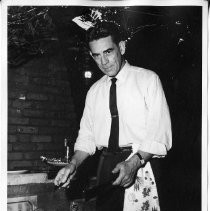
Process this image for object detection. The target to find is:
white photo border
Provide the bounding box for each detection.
[1,1,208,211]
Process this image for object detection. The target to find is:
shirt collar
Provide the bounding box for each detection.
[106,61,130,85]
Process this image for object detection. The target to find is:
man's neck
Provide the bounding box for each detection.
[120,59,126,70]
[111,59,125,78]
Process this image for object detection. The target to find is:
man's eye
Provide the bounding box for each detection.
[105,50,111,55]
[93,54,100,59]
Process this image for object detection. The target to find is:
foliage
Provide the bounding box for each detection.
[73,7,133,40]
[8,6,56,66]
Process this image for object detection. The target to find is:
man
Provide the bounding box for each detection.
[54,21,172,211]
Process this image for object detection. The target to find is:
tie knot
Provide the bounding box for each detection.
[111,78,117,84]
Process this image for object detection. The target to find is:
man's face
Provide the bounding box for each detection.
[89,36,125,77]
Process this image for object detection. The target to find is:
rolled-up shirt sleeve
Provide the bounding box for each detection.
[140,74,172,156]
[74,90,96,155]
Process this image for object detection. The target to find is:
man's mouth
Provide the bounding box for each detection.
[103,66,112,71]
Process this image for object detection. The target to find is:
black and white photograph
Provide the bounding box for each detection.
[0,0,208,211]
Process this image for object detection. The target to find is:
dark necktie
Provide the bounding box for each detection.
[108,78,119,152]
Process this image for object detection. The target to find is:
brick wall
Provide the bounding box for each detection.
[8,47,77,171]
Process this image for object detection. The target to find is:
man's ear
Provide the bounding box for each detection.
[119,41,126,55]
[89,51,93,58]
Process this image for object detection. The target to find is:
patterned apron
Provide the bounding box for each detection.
[123,144,160,211]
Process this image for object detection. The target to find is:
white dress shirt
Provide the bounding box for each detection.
[74,62,172,156]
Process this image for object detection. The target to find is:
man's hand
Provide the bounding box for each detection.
[112,157,140,188]
[54,163,76,188]
[112,150,153,188]
[54,150,90,188]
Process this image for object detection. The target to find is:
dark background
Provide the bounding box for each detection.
[8,6,202,211]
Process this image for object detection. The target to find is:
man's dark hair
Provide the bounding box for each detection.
[86,21,123,45]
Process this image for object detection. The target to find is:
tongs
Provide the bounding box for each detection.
[54,173,119,201]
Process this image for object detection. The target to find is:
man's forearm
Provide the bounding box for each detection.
[69,150,90,168]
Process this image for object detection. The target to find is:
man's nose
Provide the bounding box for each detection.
[101,55,108,65]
